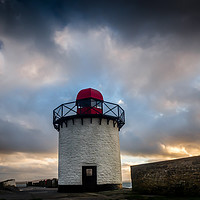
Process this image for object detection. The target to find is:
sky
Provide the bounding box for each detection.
[1,0,200,182]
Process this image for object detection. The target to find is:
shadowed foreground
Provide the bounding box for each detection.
[1,187,200,200]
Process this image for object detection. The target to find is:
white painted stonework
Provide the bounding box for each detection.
[59,118,122,185]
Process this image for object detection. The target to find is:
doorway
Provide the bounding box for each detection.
[82,166,97,191]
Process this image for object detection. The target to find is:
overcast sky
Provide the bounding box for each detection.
[1,0,200,182]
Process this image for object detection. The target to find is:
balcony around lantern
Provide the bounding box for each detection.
[53,99,125,131]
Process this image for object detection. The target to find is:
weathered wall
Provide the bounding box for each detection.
[59,118,121,186]
[131,156,200,195]
[0,179,16,187]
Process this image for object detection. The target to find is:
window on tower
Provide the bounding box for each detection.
[86,169,93,176]
[77,99,91,108]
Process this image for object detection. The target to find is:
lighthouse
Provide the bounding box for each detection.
[53,88,125,192]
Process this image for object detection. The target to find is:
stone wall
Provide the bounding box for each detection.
[131,156,200,195]
[0,179,18,192]
[0,179,16,187]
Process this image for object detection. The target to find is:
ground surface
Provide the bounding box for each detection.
[0,187,200,200]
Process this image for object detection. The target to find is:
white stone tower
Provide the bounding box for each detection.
[53,88,125,192]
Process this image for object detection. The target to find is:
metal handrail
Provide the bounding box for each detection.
[53,100,125,130]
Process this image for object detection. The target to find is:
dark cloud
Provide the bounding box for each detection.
[0,40,3,49]
[0,0,59,54]
[1,0,200,48]
[0,118,56,154]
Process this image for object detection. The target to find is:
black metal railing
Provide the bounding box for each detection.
[53,100,125,131]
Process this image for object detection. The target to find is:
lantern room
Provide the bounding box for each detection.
[76,88,103,114]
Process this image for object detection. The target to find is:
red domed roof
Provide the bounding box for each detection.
[76,88,103,101]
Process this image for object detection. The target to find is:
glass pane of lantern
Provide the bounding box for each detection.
[96,101,102,109]
[86,169,93,176]
[91,99,97,107]
[79,99,91,107]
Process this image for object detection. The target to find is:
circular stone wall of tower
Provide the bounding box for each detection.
[58,118,122,191]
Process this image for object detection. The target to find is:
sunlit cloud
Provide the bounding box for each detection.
[0,153,57,181]
[118,99,124,105]
[160,144,191,157]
